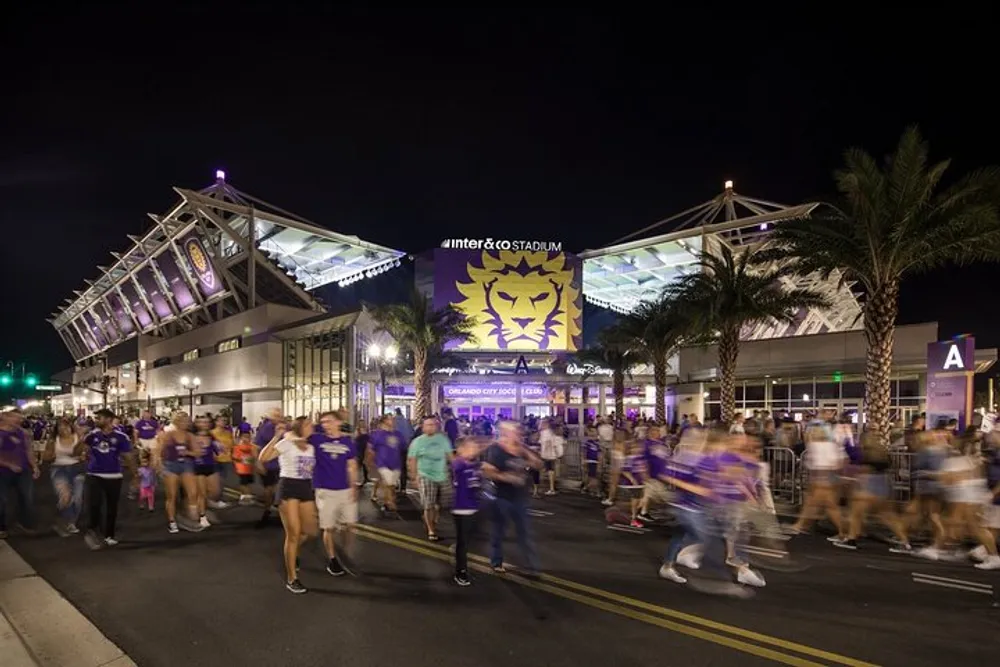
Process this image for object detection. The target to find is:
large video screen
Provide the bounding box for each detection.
[433,248,583,352]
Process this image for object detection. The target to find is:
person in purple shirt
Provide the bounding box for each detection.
[0,409,40,538]
[451,437,482,586]
[82,408,132,550]
[310,410,359,577]
[637,425,671,522]
[443,409,459,448]
[238,417,253,435]
[579,427,602,496]
[134,410,159,450]
[369,416,404,513]
[254,408,281,527]
[192,415,225,529]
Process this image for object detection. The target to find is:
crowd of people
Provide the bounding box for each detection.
[1,404,998,599]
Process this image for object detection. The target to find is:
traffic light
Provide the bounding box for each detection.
[0,373,10,387]
[24,374,37,389]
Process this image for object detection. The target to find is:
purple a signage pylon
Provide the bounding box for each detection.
[926,336,975,430]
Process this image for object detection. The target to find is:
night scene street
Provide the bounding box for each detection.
[2,7,1000,667]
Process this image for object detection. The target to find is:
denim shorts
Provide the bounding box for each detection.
[162,459,194,476]
[861,472,890,498]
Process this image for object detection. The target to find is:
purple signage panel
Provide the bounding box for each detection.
[179,233,223,297]
[81,311,108,348]
[442,383,547,400]
[377,385,416,397]
[70,319,97,353]
[105,293,134,336]
[92,301,121,345]
[154,250,195,311]
[120,281,153,329]
[135,267,173,319]
[927,337,976,373]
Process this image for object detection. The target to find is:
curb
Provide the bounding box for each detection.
[0,541,137,667]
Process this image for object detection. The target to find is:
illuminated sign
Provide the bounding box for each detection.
[35,385,62,391]
[926,337,975,429]
[442,384,547,400]
[566,362,614,377]
[434,249,583,352]
[441,239,563,252]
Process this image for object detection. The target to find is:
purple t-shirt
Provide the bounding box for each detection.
[643,438,670,480]
[618,453,646,487]
[255,420,278,471]
[193,437,220,466]
[582,439,601,463]
[135,419,158,440]
[715,451,751,503]
[451,457,481,512]
[238,421,252,434]
[85,428,132,476]
[139,466,156,489]
[371,429,403,471]
[665,449,705,510]
[0,429,31,474]
[309,432,356,491]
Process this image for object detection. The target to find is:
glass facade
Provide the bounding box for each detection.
[282,329,349,419]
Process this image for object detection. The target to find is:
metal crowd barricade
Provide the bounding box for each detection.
[888,450,915,504]
[562,436,583,482]
[763,447,799,506]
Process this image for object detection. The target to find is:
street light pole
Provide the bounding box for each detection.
[367,343,397,418]
[180,376,201,415]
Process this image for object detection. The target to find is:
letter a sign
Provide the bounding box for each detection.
[943,344,965,370]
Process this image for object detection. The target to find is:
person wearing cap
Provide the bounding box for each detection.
[82,408,132,549]
[0,409,40,538]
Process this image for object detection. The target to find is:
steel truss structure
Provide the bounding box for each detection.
[50,173,405,362]
[579,182,863,339]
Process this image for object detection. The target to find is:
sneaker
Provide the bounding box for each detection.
[199,516,211,529]
[974,555,1000,570]
[630,519,643,528]
[65,524,80,535]
[658,565,687,583]
[601,498,613,507]
[637,513,654,523]
[737,566,766,588]
[832,538,858,550]
[53,523,71,538]
[915,546,940,561]
[969,545,989,562]
[208,500,230,510]
[888,542,912,554]
[676,550,702,571]
[104,537,119,547]
[492,564,506,574]
[428,533,439,542]
[326,558,346,577]
[168,522,179,534]
[454,573,472,587]
[544,489,556,496]
[285,579,307,594]
[726,556,748,567]
[84,530,103,550]
[178,516,205,533]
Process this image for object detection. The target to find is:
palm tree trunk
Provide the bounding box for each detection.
[862,281,899,448]
[718,326,740,423]
[613,369,625,419]
[413,348,431,418]
[653,350,666,424]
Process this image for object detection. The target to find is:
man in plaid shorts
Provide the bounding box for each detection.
[408,416,454,541]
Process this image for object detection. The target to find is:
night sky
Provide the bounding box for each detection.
[3,8,998,380]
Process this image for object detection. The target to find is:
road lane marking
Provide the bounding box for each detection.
[527,509,555,517]
[606,524,650,534]
[911,577,994,594]
[910,572,992,590]
[911,572,993,594]
[356,523,878,667]
[357,529,828,667]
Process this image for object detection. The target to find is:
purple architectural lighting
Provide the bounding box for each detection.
[216,169,226,180]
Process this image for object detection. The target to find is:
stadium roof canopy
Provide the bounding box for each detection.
[50,172,405,362]
[579,182,863,340]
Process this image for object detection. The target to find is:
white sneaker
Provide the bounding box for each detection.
[677,546,703,570]
[737,566,766,588]
[168,522,179,534]
[209,500,230,510]
[601,498,613,506]
[199,516,211,528]
[974,555,1000,570]
[915,546,940,561]
[658,565,687,583]
[969,545,989,562]
[104,537,119,547]
[238,494,253,505]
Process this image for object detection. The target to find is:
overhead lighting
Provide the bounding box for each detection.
[724,180,734,190]
[215,169,226,181]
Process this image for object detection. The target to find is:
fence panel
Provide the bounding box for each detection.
[763,447,799,506]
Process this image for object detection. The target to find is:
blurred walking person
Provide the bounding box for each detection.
[482,421,541,575]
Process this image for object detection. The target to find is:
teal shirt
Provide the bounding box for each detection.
[408,433,452,482]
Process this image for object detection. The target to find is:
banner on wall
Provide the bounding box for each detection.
[105,293,134,336]
[120,281,154,329]
[179,233,224,298]
[154,250,196,311]
[926,336,975,429]
[92,301,121,345]
[135,267,173,319]
[80,311,108,348]
[434,248,583,352]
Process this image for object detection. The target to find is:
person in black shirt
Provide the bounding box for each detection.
[482,421,542,575]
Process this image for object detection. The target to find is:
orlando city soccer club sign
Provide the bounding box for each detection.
[434,245,583,353]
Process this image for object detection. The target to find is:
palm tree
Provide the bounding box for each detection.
[618,296,685,423]
[368,289,477,419]
[668,245,828,423]
[763,126,1000,446]
[576,325,645,419]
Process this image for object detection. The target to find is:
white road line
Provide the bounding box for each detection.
[744,545,788,559]
[911,577,994,595]
[911,572,993,590]
[607,524,650,534]
[527,509,555,517]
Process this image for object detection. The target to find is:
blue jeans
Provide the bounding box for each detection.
[665,507,728,576]
[490,495,539,572]
[50,464,84,523]
[0,470,36,531]
[665,507,707,563]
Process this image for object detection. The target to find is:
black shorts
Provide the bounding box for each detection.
[260,470,279,487]
[238,474,254,486]
[586,461,598,478]
[195,465,216,477]
[543,460,556,472]
[278,477,314,502]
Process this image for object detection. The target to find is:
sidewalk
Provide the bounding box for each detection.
[0,540,136,667]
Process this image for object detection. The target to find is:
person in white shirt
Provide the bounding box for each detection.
[939,443,1000,569]
[538,420,565,496]
[788,423,846,538]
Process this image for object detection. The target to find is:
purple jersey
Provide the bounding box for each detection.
[582,439,601,463]
[451,457,481,513]
[309,432,356,491]
[618,453,646,488]
[643,438,670,481]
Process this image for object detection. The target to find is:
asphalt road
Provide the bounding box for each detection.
[5,477,999,667]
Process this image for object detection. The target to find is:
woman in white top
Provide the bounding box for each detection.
[258,416,318,594]
[940,442,1000,569]
[788,423,846,538]
[538,420,565,496]
[44,417,85,537]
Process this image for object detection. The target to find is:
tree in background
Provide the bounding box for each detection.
[575,325,645,419]
[618,295,686,423]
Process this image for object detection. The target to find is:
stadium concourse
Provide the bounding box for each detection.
[2,473,996,667]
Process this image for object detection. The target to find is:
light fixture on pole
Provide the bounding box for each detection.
[180,376,201,415]
[368,343,398,416]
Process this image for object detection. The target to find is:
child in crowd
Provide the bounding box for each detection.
[138,450,156,511]
[232,432,258,504]
[451,437,481,587]
[581,428,602,496]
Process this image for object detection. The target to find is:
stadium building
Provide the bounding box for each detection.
[50,176,995,430]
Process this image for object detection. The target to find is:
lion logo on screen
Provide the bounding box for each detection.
[454,250,582,351]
